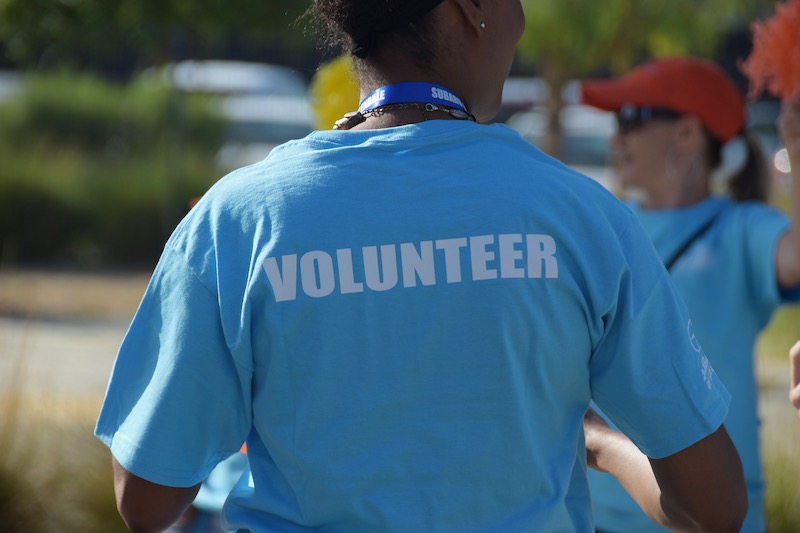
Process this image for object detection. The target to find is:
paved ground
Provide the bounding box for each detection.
[1,316,130,397]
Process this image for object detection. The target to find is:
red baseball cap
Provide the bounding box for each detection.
[580,56,745,143]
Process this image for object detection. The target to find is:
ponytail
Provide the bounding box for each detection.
[710,132,770,203]
[729,133,770,202]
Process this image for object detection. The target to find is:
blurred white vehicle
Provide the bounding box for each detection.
[143,60,315,169]
[0,70,22,103]
[214,93,314,170]
[153,59,309,97]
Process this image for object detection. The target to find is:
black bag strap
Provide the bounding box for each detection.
[664,212,721,272]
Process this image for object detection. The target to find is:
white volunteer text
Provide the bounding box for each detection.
[263,233,558,302]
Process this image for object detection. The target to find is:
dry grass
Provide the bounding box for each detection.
[758,305,800,364]
[0,339,126,532]
[0,268,142,531]
[762,391,800,532]
[0,391,127,532]
[0,269,150,320]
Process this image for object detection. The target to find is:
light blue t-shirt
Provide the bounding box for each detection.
[96,121,730,532]
[589,195,796,533]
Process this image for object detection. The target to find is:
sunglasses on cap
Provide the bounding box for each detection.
[616,104,682,134]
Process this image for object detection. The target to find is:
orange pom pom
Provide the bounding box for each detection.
[740,0,800,100]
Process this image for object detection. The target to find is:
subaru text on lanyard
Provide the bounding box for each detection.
[358,82,470,115]
[334,82,476,129]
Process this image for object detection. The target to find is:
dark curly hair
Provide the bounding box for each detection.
[304,0,442,80]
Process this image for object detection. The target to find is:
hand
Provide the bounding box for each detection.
[790,341,800,416]
[778,93,800,158]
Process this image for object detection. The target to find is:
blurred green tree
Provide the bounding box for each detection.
[0,0,312,73]
[518,0,775,156]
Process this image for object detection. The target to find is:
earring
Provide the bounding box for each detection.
[480,22,486,29]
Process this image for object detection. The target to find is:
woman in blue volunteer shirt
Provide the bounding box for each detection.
[96,2,746,532]
[582,56,800,533]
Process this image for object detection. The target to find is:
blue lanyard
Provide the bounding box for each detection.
[358,82,469,114]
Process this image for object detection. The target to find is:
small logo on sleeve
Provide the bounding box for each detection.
[688,319,714,389]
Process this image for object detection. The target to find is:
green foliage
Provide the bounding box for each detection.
[0,71,225,154]
[0,0,312,69]
[516,0,775,158]
[0,71,225,267]
[0,181,87,264]
[519,0,775,81]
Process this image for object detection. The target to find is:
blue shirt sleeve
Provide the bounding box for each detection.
[590,215,731,459]
[738,202,800,305]
[94,245,253,487]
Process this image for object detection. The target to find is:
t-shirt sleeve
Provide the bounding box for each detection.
[94,245,252,487]
[738,204,800,306]
[589,216,730,459]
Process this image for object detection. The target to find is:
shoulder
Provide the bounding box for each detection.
[719,199,789,235]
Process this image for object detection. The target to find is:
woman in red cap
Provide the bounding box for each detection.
[582,56,800,533]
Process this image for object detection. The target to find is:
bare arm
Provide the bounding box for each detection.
[112,456,202,533]
[790,340,800,416]
[584,409,746,532]
[776,93,800,287]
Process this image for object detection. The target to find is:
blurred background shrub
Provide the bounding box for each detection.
[0,71,226,268]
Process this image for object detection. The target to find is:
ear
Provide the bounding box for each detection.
[447,0,485,34]
[675,115,705,149]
